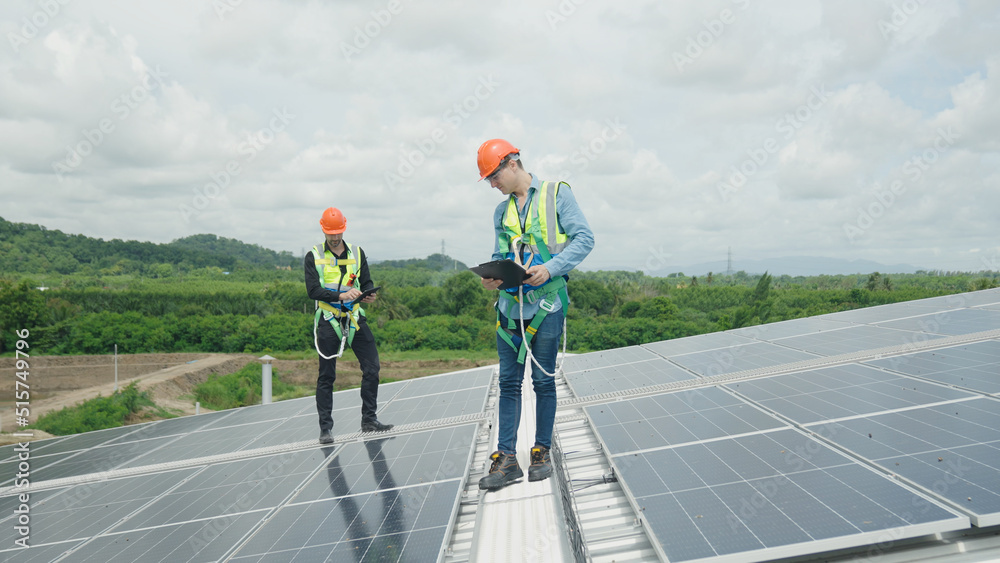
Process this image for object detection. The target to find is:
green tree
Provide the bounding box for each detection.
[442,271,490,317]
[0,279,47,353]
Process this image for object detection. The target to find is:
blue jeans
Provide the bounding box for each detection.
[496,308,564,455]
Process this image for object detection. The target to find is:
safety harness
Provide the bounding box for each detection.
[495,181,571,372]
[311,242,365,360]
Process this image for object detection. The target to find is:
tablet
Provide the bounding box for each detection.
[469,259,526,290]
[356,286,381,301]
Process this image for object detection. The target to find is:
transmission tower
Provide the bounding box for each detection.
[727,247,733,277]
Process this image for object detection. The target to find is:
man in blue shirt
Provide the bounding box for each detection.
[475,139,595,491]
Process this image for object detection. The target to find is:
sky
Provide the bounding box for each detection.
[1,0,998,275]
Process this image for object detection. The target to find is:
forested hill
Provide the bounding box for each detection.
[0,217,298,275]
[375,253,468,271]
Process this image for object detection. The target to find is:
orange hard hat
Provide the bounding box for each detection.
[319,207,347,234]
[477,138,519,180]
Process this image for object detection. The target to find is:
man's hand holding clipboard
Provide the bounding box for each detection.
[471,260,551,290]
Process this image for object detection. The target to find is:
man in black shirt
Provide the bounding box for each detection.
[304,207,393,444]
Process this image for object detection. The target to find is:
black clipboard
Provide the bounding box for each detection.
[470,260,526,290]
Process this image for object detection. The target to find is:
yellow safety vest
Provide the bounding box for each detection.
[499,181,569,291]
[311,242,363,324]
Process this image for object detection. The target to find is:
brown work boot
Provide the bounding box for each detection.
[478,451,523,491]
[528,445,552,482]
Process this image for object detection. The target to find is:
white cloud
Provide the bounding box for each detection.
[0,0,997,273]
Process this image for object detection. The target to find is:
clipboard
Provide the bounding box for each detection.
[470,260,526,290]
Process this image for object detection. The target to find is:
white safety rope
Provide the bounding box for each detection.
[510,240,567,377]
[314,306,351,360]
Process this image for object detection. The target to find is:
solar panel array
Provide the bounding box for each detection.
[2,286,998,562]
[562,287,1000,561]
[0,368,492,562]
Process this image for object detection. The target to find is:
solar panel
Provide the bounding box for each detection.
[293,425,476,503]
[63,511,266,562]
[865,340,1000,395]
[725,364,976,425]
[0,540,82,562]
[642,332,756,357]
[228,481,461,562]
[610,428,968,562]
[118,420,285,469]
[0,468,199,546]
[585,387,786,455]
[821,301,949,324]
[772,324,945,356]
[667,341,816,376]
[378,386,488,425]
[729,316,853,340]
[874,308,1000,336]
[812,398,1000,526]
[565,358,697,397]
[116,449,332,530]
[560,346,661,374]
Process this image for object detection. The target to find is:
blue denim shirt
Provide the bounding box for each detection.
[491,174,595,319]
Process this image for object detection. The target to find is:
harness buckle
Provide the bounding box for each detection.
[523,289,540,304]
[539,298,557,313]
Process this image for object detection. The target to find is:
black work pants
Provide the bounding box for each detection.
[316,315,381,432]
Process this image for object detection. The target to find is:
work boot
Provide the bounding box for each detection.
[319,430,334,445]
[529,445,552,482]
[361,419,394,433]
[479,451,523,491]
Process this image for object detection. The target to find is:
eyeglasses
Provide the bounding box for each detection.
[486,158,509,183]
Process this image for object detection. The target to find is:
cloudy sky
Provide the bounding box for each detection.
[1,0,998,274]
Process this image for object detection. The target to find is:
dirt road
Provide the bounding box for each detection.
[0,353,252,438]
